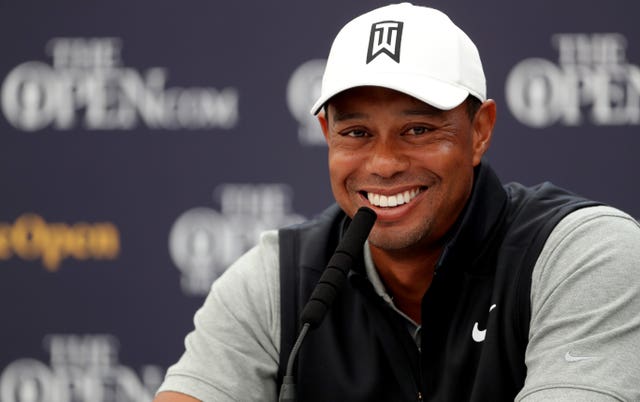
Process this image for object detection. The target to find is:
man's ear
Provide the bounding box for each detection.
[472,99,496,166]
[317,109,330,142]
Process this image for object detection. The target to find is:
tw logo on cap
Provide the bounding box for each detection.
[367,21,403,64]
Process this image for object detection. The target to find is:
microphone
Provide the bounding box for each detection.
[278,206,377,402]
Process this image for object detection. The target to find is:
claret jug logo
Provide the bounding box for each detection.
[506,33,640,127]
[0,334,163,402]
[367,21,403,63]
[287,59,326,145]
[169,183,305,295]
[1,37,239,131]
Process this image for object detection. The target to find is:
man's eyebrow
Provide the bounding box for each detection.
[331,106,442,122]
[402,106,442,116]
[332,111,368,122]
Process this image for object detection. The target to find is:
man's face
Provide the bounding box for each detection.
[319,86,493,253]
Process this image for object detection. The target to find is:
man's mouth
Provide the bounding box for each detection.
[364,187,424,208]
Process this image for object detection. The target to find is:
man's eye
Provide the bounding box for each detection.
[342,129,368,138]
[406,126,430,136]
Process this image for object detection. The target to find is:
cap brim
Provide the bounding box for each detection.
[311,72,470,115]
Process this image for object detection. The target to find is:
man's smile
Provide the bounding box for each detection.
[363,187,425,208]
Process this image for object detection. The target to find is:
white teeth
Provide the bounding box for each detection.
[367,188,422,208]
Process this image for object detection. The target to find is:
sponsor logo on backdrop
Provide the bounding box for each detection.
[169,183,305,295]
[506,33,640,128]
[0,334,163,402]
[1,37,239,131]
[0,214,120,271]
[286,59,327,145]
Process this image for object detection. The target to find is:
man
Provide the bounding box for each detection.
[155,3,640,401]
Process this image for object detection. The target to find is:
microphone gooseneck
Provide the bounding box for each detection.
[278,206,377,402]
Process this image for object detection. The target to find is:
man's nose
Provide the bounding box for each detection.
[365,138,410,178]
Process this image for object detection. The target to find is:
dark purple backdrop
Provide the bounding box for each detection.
[1,1,638,400]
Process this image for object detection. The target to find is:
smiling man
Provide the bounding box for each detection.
[155,3,640,402]
[318,86,493,324]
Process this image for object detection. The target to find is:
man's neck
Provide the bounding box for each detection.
[369,244,442,324]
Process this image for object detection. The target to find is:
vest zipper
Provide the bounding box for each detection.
[415,361,424,401]
[416,344,424,401]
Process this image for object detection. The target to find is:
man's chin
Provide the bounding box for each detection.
[367,227,430,252]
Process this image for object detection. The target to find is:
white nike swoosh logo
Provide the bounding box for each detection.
[564,351,595,362]
[472,304,497,343]
[472,323,486,342]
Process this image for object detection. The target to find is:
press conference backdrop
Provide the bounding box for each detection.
[1,0,639,400]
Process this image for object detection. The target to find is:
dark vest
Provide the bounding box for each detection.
[278,163,597,401]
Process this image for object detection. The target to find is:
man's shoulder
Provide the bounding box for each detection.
[502,181,600,224]
[533,204,639,272]
[552,204,639,240]
[504,181,590,205]
[560,203,636,222]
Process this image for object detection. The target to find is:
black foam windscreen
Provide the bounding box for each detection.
[299,207,377,328]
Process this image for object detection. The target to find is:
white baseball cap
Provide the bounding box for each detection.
[311,2,486,115]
